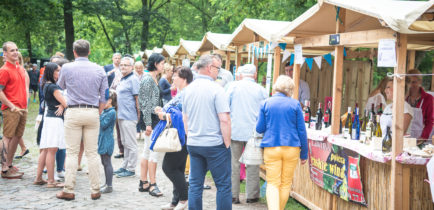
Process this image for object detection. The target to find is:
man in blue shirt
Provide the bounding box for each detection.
[115,57,140,178]
[182,54,232,210]
[226,64,267,204]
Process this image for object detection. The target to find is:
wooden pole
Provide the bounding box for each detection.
[407,50,415,71]
[391,33,407,210]
[431,61,434,91]
[236,48,241,73]
[293,64,301,100]
[273,47,281,84]
[225,51,231,70]
[330,8,346,136]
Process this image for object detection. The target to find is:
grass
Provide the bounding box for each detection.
[206,170,307,209]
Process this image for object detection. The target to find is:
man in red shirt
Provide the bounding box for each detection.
[0,41,28,179]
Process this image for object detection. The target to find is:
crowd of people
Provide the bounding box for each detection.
[0,39,312,210]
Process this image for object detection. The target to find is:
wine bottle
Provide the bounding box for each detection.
[366,113,373,140]
[324,102,331,128]
[316,103,323,130]
[361,110,367,132]
[345,107,352,137]
[377,103,383,116]
[351,107,360,140]
[352,103,358,124]
[371,104,377,127]
[382,126,392,152]
[375,115,382,137]
[339,119,343,134]
[304,100,311,128]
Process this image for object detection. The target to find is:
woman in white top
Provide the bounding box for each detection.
[380,78,413,138]
[365,77,388,113]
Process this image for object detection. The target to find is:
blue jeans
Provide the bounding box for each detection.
[187,144,232,210]
[56,149,66,172]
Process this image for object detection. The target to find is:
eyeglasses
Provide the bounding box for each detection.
[211,65,220,70]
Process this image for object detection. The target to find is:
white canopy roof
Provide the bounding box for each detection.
[162,45,179,58]
[198,32,233,52]
[229,18,292,45]
[175,39,201,56]
[152,47,163,54]
[276,0,434,38]
[143,49,154,59]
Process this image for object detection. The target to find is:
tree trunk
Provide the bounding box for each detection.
[114,1,132,54]
[24,29,32,59]
[141,0,150,51]
[63,0,74,60]
[97,14,116,53]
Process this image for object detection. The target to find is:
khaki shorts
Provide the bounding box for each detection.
[2,108,27,138]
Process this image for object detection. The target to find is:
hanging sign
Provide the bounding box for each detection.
[309,140,367,206]
[294,44,303,64]
[377,39,397,67]
[329,34,340,45]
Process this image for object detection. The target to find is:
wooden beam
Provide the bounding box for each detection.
[290,192,322,210]
[407,50,415,70]
[330,8,346,135]
[273,47,281,84]
[294,28,396,48]
[236,48,241,73]
[391,33,407,210]
[293,64,301,100]
[432,61,434,91]
[225,51,231,70]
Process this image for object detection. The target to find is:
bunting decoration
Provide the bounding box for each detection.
[278,43,287,51]
[290,53,294,66]
[313,56,322,69]
[323,53,333,66]
[305,58,314,71]
[282,50,291,63]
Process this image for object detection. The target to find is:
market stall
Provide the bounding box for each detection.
[174,39,201,66]
[197,32,235,70]
[274,0,434,209]
[161,45,179,65]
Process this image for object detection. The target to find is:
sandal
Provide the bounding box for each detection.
[149,183,163,197]
[139,180,150,192]
[46,182,64,188]
[33,179,48,185]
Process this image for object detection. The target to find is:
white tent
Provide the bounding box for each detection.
[162,45,179,58]
[198,32,234,52]
[228,18,292,45]
[175,39,201,57]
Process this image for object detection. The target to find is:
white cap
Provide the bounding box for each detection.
[239,64,256,76]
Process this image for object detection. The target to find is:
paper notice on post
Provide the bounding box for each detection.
[427,157,434,203]
[182,59,190,67]
[377,39,397,67]
[294,44,303,64]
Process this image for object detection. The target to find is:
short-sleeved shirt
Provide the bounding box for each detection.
[28,69,40,85]
[43,83,63,118]
[0,61,27,110]
[182,74,230,147]
[116,73,140,121]
[216,68,233,88]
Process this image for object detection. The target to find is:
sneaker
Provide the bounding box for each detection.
[114,154,124,159]
[116,170,135,178]
[174,201,188,210]
[1,170,23,179]
[161,203,175,210]
[57,171,65,178]
[101,185,113,194]
[113,168,126,175]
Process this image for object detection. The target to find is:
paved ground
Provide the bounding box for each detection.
[0,103,267,210]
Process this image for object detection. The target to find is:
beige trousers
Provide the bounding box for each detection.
[63,108,100,194]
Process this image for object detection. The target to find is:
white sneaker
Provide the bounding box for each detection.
[57,171,65,178]
[161,203,175,210]
[174,201,188,210]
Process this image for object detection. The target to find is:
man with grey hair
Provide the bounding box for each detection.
[104,53,124,159]
[213,53,233,88]
[225,64,267,204]
[114,57,140,180]
[56,39,108,201]
[182,54,232,210]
